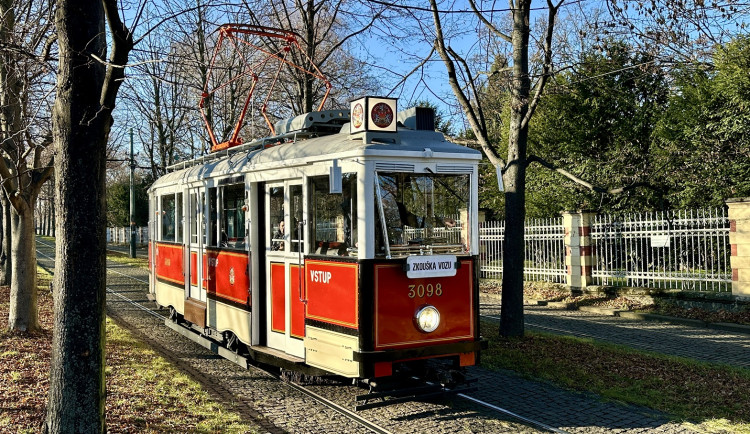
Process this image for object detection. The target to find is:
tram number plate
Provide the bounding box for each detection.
[406,255,457,279]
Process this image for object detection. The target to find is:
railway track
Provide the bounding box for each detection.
[36,239,567,432]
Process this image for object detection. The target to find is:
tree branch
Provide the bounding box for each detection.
[527,154,659,195]
[318,11,383,67]
[467,0,512,43]
[387,46,434,95]
[446,45,488,134]
[0,156,21,211]
[101,0,134,111]
[521,0,562,130]
[429,0,504,167]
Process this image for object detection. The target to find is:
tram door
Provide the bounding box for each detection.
[264,181,305,358]
[186,189,207,303]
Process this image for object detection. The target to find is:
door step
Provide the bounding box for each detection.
[251,345,305,363]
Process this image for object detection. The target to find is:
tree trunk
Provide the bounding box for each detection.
[44,200,50,236]
[7,203,38,331]
[0,191,11,286]
[500,0,531,338]
[42,200,47,236]
[51,198,55,237]
[45,0,107,431]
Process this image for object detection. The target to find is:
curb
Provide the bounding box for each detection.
[546,301,576,310]
[707,322,750,334]
[617,311,707,327]
[616,312,750,334]
[579,306,629,316]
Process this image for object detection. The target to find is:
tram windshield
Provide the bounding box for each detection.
[375,172,470,257]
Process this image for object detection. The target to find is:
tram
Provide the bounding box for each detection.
[147,96,484,393]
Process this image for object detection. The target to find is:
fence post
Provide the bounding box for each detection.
[727,198,750,297]
[562,211,596,292]
[460,209,485,250]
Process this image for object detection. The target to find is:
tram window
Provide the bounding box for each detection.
[310,174,357,256]
[190,193,198,244]
[221,184,246,249]
[175,193,183,243]
[375,172,469,257]
[201,192,206,244]
[160,195,176,242]
[290,185,303,253]
[150,196,156,240]
[269,187,284,251]
[208,187,218,247]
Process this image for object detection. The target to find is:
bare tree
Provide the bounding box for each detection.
[0,0,56,331]
[47,0,247,427]
[245,0,386,115]
[127,35,193,176]
[423,0,561,337]
[601,0,750,63]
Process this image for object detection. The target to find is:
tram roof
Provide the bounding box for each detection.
[150,125,481,191]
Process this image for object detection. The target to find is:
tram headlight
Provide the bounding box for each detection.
[415,305,440,333]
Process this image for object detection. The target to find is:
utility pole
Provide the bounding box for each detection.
[129,128,136,258]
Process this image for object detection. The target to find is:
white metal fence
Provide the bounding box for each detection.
[477,207,733,292]
[591,208,731,292]
[479,218,567,283]
[107,227,149,245]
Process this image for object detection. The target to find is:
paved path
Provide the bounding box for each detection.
[480,293,750,369]
[478,293,750,432]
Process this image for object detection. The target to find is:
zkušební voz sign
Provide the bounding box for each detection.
[405,255,457,279]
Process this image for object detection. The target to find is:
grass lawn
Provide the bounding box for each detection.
[480,320,750,433]
[0,267,255,433]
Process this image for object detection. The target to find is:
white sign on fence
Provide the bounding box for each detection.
[650,234,671,248]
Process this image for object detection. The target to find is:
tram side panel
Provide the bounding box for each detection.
[204,248,252,345]
[304,258,361,377]
[153,241,186,315]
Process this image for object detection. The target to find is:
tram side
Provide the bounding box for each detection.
[147,103,485,381]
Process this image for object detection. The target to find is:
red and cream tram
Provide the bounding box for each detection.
[148,96,484,386]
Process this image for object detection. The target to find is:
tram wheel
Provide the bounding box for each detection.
[224,331,239,352]
[168,306,181,323]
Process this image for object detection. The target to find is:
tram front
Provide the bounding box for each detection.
[302,97,484,383]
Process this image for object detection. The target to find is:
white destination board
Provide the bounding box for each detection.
[406,255,457,279]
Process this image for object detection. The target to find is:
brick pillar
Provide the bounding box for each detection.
[562,211,596,291]
[460,209,485,250]
[727,198,750,297]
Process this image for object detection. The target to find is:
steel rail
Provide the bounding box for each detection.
[457,392,569,433]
